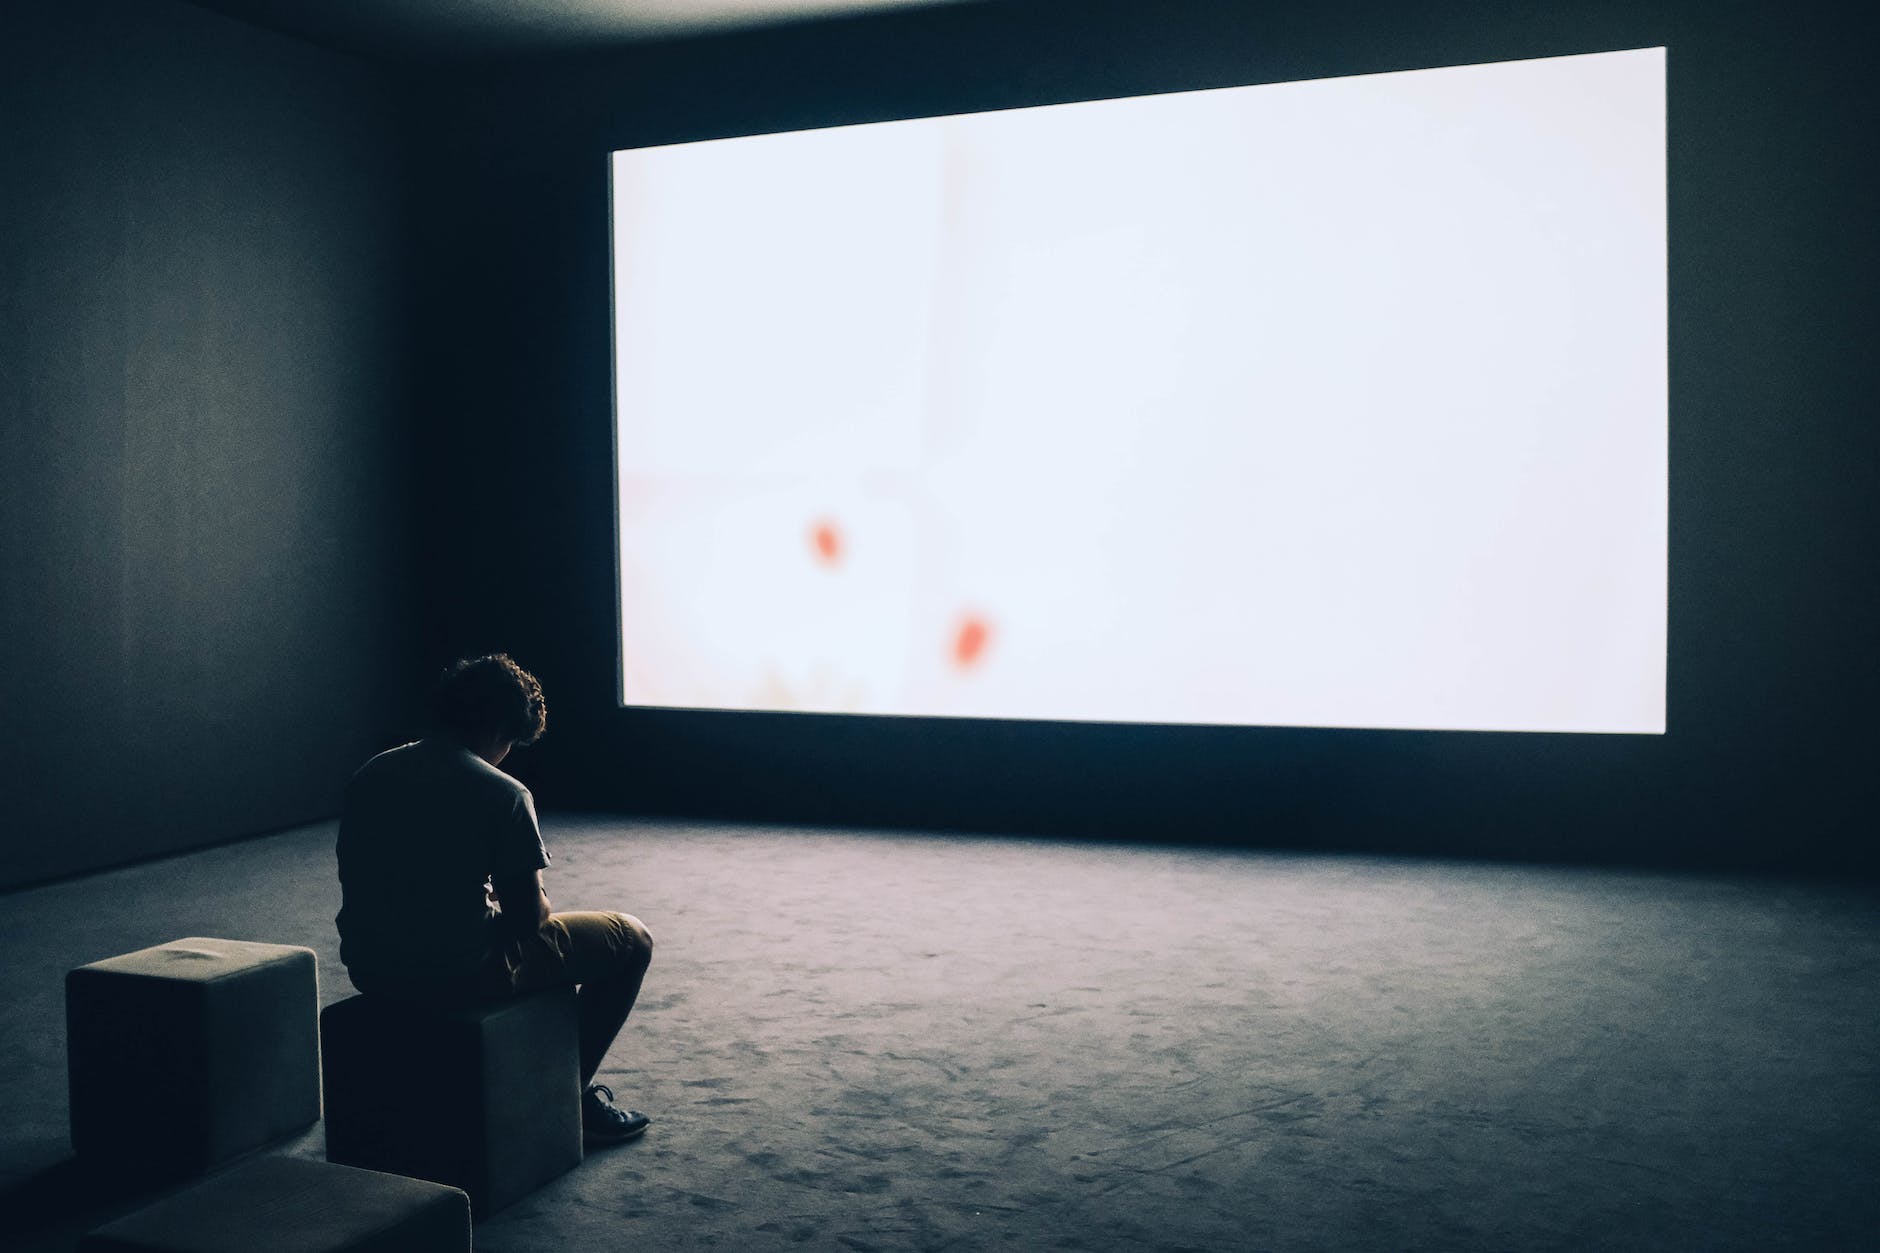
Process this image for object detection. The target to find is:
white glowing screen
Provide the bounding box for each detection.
[611,48,1666,733]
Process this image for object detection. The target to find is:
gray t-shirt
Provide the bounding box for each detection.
[335,738,549,988]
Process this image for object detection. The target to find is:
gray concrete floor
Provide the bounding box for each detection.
[2,816,1876,1250]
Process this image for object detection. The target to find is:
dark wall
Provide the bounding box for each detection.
[412,0,1878,874]
[0,0,419,888]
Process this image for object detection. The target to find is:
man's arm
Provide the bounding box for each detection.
[491,869,552,939]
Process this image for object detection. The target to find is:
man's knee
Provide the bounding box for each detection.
[611,912,653,969]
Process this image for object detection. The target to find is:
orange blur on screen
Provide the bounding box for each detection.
[810,519,842,568]
[953,613,991,669]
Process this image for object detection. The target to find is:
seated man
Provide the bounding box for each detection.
[335,653,653,1143]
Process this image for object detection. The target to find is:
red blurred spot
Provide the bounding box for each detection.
[810,519,842,567]
[953,614,991,669]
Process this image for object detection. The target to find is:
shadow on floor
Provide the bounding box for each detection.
[0,1150,190,1250]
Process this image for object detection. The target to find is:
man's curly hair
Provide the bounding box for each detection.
[432,654,547,748]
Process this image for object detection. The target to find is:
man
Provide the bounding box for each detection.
[335,653,653,1143]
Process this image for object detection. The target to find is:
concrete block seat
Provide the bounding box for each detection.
[78,1154,469,1252]
[66,937,321,1174]
[320,988,582,1216]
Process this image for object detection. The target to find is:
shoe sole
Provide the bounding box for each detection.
[585,1123,650,1146]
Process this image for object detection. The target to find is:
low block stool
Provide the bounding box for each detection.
[77,1154,470,1253]
[321,988,582,1216]
[67,937,321,1174]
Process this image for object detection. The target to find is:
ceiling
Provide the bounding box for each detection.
[184,0,996,63]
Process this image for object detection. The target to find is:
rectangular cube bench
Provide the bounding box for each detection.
[67,937,321,1175]
[78,1154,469,1253]
[321,989,581,1216]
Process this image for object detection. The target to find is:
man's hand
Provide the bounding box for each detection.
[491,869,552,939]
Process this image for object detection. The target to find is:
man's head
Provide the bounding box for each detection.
[432,654,546,764]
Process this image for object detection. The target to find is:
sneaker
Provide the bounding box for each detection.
[583,1083,651,1144]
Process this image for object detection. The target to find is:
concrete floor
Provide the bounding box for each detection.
[2,816,1876,1250]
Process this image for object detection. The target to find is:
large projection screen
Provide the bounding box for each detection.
[611,48,1666,734]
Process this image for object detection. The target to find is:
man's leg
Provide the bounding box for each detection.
[510,911,653,1087]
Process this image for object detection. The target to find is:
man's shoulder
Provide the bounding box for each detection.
[349,739,528,802]
[347,741,418,790]
[462,748,534,806]
[354,740,420,772]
